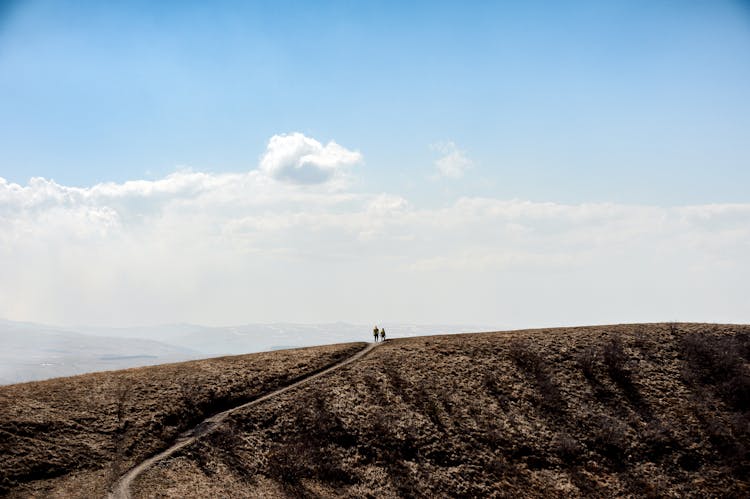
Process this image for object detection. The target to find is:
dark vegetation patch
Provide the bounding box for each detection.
[602,336,653,420]
[202,390,365,496]
[509,339,566,414]
[681,331,750,411]
[679,331,750,475]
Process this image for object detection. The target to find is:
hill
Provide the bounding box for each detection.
[2,323,749,498]
[0,342,364,497]
[132,323,749,498]
[0,320,198,385]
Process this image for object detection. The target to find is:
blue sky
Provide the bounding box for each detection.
[2,0,749,203]
[0,1,749,327]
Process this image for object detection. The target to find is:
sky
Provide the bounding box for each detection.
[0,0,748,328]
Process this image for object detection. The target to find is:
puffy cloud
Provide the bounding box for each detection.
[432,141,472,179]
[259,133,362,185]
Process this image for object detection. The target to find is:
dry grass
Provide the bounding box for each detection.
[0,342,365,498]
[133,323,750,498]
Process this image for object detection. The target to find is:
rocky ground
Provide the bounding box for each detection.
[132,323,749,498]
[0,342,365,498]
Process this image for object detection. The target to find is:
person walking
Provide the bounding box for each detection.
[380,328,386,342]
[373,325,379,342]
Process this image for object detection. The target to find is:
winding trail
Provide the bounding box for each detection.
[108,342,379,499]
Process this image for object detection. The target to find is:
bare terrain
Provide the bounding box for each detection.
[131,323,749,498]
[0,342,365,497]
[2,323,749,498]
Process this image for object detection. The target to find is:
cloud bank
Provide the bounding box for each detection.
[1,134,748,328]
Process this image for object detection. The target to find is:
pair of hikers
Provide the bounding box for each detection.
[373,326,386,342]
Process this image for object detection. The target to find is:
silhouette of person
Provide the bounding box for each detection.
[380,328,386,341]
[373,325,379,342]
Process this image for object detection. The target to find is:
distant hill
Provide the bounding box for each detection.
[0,320,198,384]
[2,323,747,498]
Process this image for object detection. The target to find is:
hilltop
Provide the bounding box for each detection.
[0,318,478,384]
[2,323,749,497]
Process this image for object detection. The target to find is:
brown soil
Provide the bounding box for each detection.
[132,323,749,498]
[0,342,365,498]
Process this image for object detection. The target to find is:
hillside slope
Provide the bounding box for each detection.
[131,323,750,498]
[0,342,365,498]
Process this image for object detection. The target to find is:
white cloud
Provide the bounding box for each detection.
[431,141,472,179]
[0,139,748,327]
[259,132,362,185]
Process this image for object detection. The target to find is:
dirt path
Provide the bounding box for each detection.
[107,342,379,499]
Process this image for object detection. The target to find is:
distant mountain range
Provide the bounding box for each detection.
[0,319,198,385]
[0,319,487,384]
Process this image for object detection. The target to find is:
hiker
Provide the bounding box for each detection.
[373,325,379,342]
[380,328,386,342]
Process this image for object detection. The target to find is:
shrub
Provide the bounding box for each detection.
[681,333,750,411]
[575,346,598,380]
[602,336,629,383]
[590,415,629,464]
[553,433,584,465]
[600,336,651,419]
[266,440,313,485]
[413,385,444,429]
[509,339,542,374]
[705,419,744,460]
[509,340,565,414]
[640,420,678,461]
[483,373,511,411]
